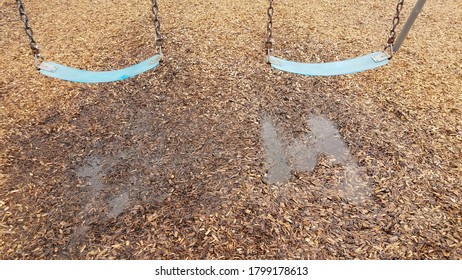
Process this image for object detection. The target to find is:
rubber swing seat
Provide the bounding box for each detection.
[38,54,162,83]
[268,52,389,76]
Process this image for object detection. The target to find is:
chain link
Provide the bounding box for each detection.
[266,0,274,62]
[385,0,405,58]
[151,0,163,56]
[16,0,43,69]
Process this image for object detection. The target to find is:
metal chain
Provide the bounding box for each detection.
[16,0,43,69]
[266,0,274,62]
[151,0,163,56]
[385,0,405,58]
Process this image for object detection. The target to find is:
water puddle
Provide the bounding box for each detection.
[70,153,139,250]
[261,114,371,202]
[75,153,135,221]
[76,156,104,191]
[308,116,349,163]
[107,192,130,219]
[287,138,317,173]
[261,116,291,184]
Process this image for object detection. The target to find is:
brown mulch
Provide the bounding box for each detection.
[0,0,461,259]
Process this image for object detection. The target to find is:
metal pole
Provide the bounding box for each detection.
[393,0,428,53]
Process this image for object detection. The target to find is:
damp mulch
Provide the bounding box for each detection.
[1,0,461,259]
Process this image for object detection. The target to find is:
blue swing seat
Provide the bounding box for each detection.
[38,54,162,83]
[269,52,389,76]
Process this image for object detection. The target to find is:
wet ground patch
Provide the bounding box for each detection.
[262,114,371,203]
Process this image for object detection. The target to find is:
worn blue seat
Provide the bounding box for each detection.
[38,54,162,83]
[268,52,389,76]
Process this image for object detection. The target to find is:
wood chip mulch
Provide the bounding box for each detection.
[1,0,461,259]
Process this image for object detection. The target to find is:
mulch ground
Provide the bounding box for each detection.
[1,0,461,259]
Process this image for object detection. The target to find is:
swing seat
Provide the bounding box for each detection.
[269,52,389,76]
[38,54,162,83]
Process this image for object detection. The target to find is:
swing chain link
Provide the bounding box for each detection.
[385,0,405,58]
[151,0,163,56]
[16,0,43,69]
[266,0,274,63]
